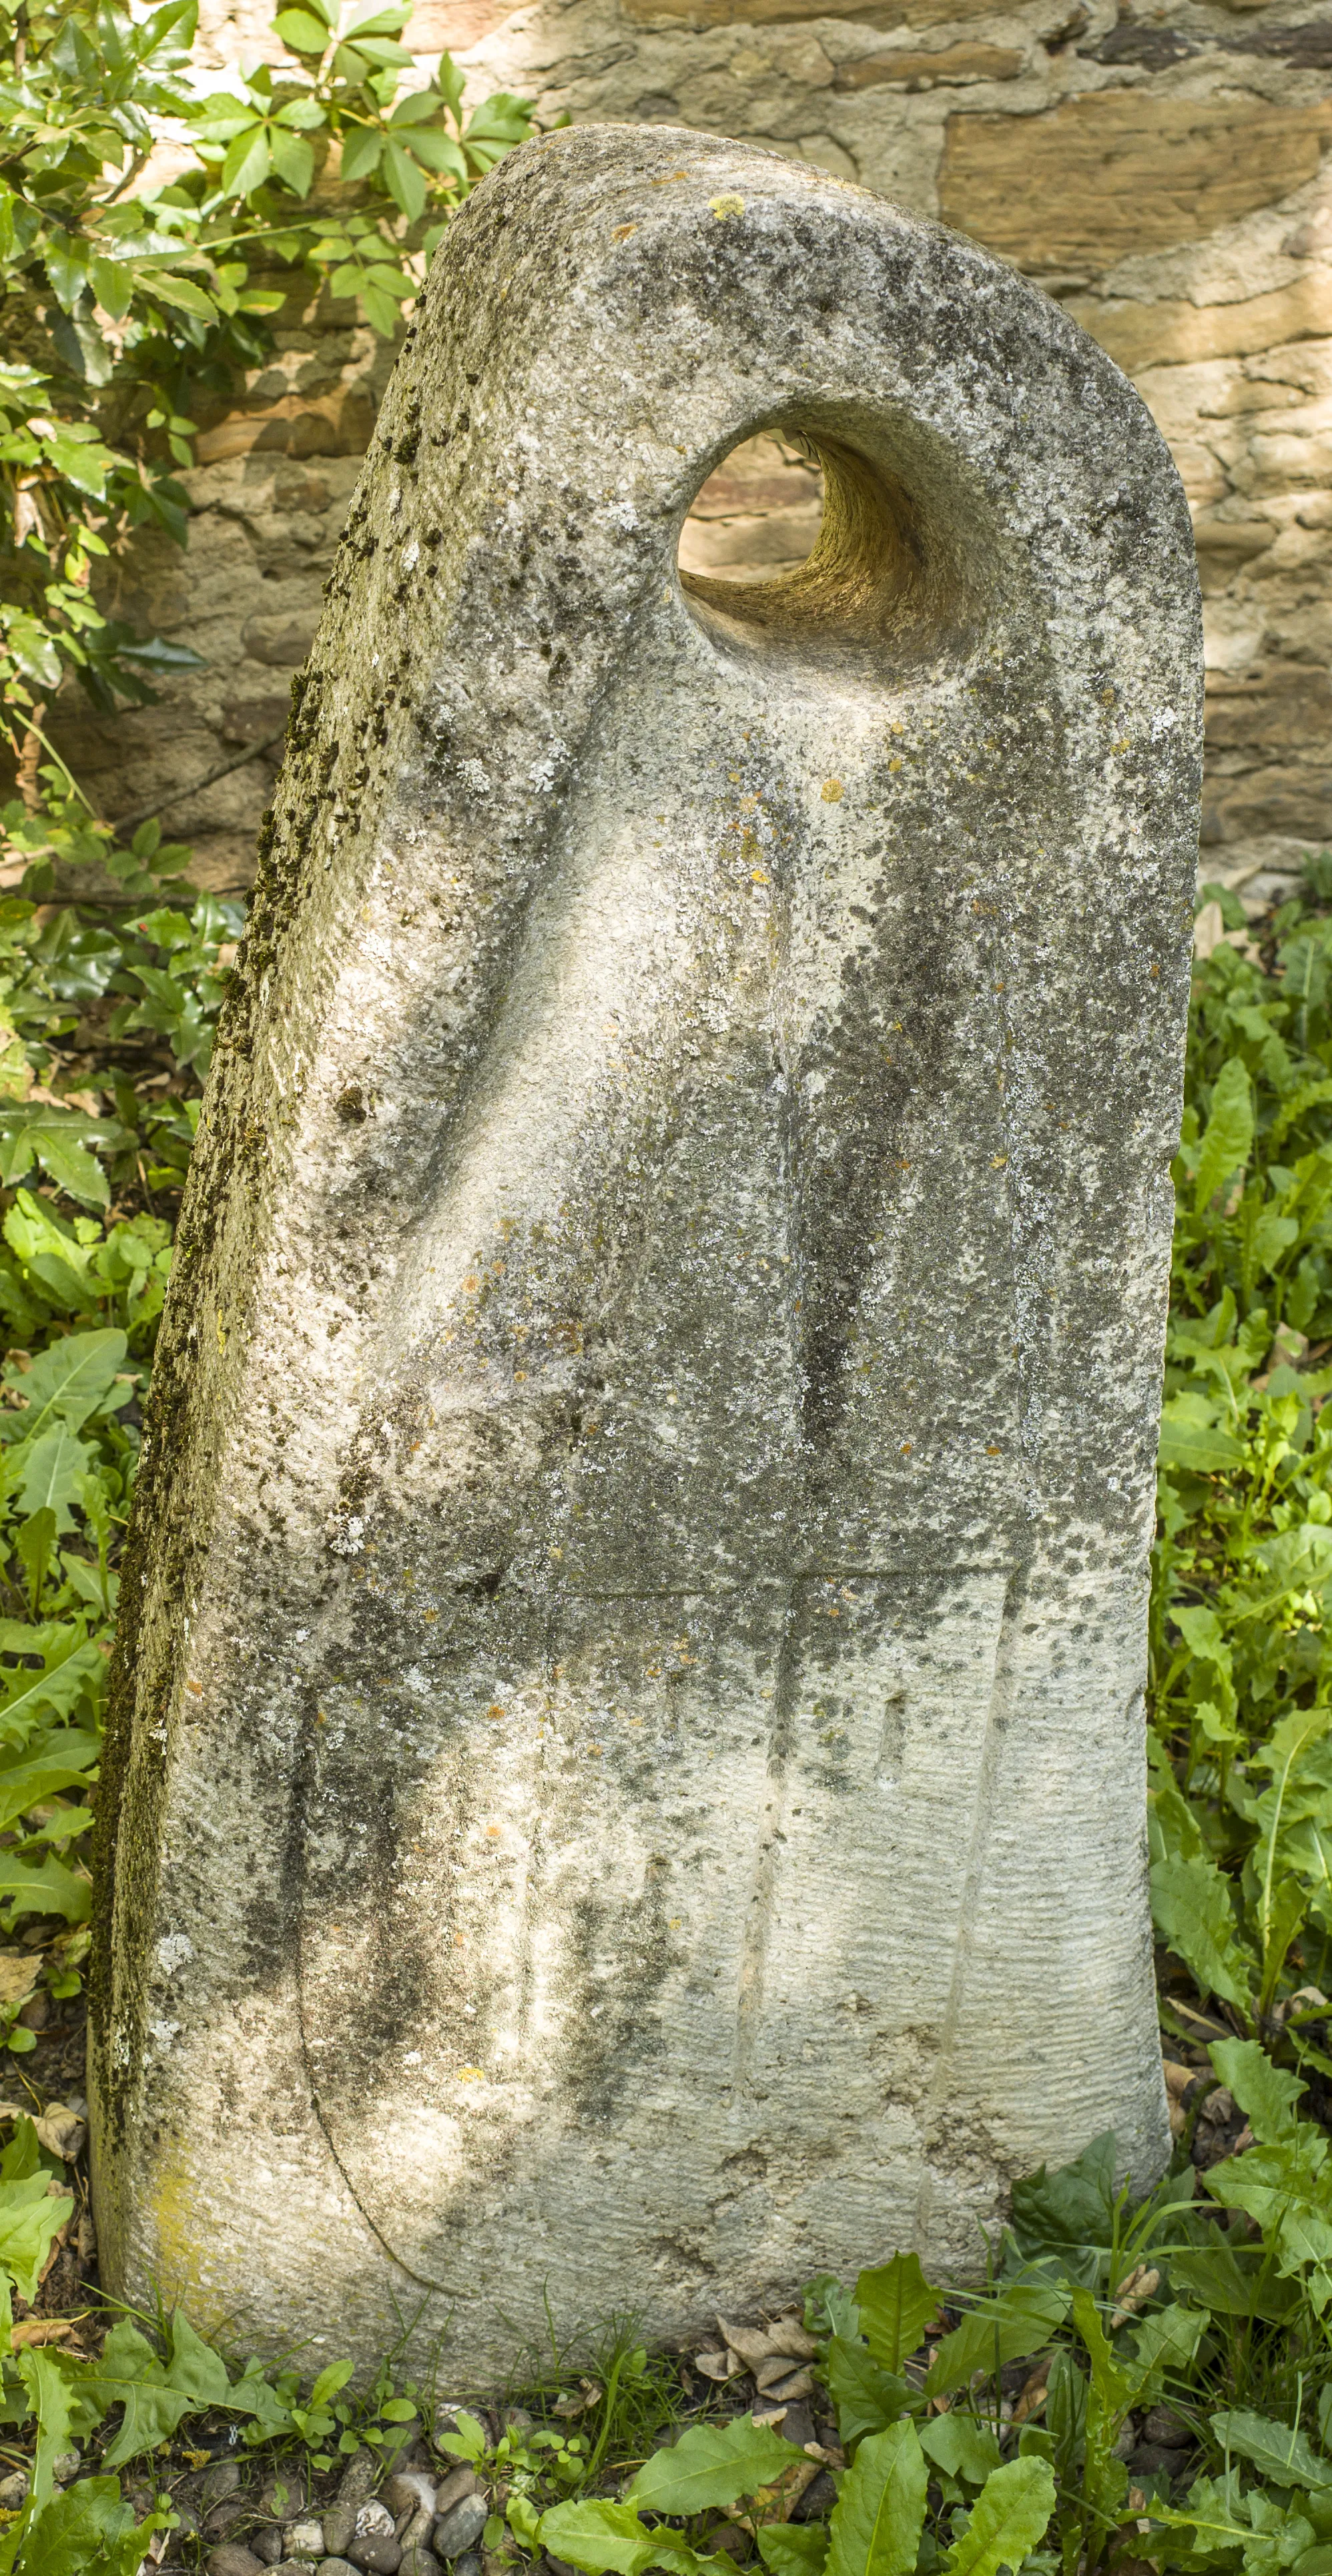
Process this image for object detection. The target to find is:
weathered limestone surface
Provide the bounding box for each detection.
[92,128,1199,2370]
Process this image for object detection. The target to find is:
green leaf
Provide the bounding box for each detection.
[856,2252,940,2371]
[1168,2242,1301,2322]
[83,2319,200,2467]
[223,124,273,195]
[273,7,330,43]
[757,2533,829,2576]
[0,1732,98,1836]
[0,1849,91,1923]
[1006,2131,1117,2287]
[17,1426,92,1531]
[824,2336,911,2445]
[2,1330,127,1442]
[143,271,218,322]
[919,2416,1003,2487]
[381,135,427,222]
[269,129,315,195]
[166,2309,232,2407]
[630,2419,805,2515]
[0,1637,103,1745]
[1210,2409,1331,2489]
[1157,1400,1248,1474]
[1,2475,169,2576]
[827,2421,928,2576]
[925,2282,1069,2400]
[538,2501,656,2575]
[940,2458,1056,2576]
[1209,2036,1305,2143]
[1150,1850,1255,2015]
[1193,1055,1254,1212]
[0,2158,73,2301]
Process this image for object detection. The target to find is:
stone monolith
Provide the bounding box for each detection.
[91,125,1201,2373]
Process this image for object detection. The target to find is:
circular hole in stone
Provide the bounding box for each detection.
[677,432,824,588]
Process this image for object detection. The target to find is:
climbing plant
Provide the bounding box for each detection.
[0,0,534,799]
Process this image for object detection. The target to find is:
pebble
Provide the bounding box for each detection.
[453,2555,482,2576]
[432,2496,487,2561]
[286,2523,328,2561]
[384,2473,438,2521]
[398,2551,441,2576]
[348,2541,402,2575]
[337,2454,381,2509]
[356,2504,397,2539]
[0,2473,26,2509]
[429,2470,478,2521]
[323,2509,357,2558]
[202,2463,244,2505]
[253,2535,284,2567]
[1140,2405,1191,2447]
[207,2552,264,2576]
[318,2563,361,2576]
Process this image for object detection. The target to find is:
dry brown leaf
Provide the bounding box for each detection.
[552,2378,603,2419]
[0,1956,39,2012]
[717,2314,777,2371]
[766,2314,819,2361]
[1162,2062,1195,2100]
[1109,2265,1160,2329]
[695,2348,743,2383]
[10,2319,77,2348]
[33,2105,86,2162]
[1012,2362,1050,2425]
[765,2369,815,2401]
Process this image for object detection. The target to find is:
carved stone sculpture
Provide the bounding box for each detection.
[91,127,1201,2371]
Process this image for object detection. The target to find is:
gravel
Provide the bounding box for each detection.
[432,2497,487,2561]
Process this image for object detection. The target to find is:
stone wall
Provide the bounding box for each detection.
[54,0,1332,899]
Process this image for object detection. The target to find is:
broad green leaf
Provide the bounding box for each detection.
[920,2415,1003,2487]
[856,2252,940,2371]
[824,2335,910,2445]
[629,2418,804,2515]
[0,2475,170,2575]
[0,2162,74,2301]
[925,2282,1068,2399]
[3,1330,127,1442]
[940,2458,1056,2576]
[1150,1851,1255,2015]
[538,2501,656,2575]
[17,2345,75,2515]
[1006,2131,1116,2286]
[0,1850,91,1923]
[0,1731,97,1835]
[1157,1401,1248,1474]
[17,1425,93,1531]
[1127,2303,1205,2387]
[757,2533,829,2576]
[0,1639,102,1744]
[1194,1055,1253,1212]
[273,7,330,43]
[827,2421,927,2576]
[382,136,428,221]
[166,2309,231,2407]
[1210,2037,1305,2144]
[1168,2242,1301,2322]
[1210,2408,1331,2489]
[83,2319,200,2467]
